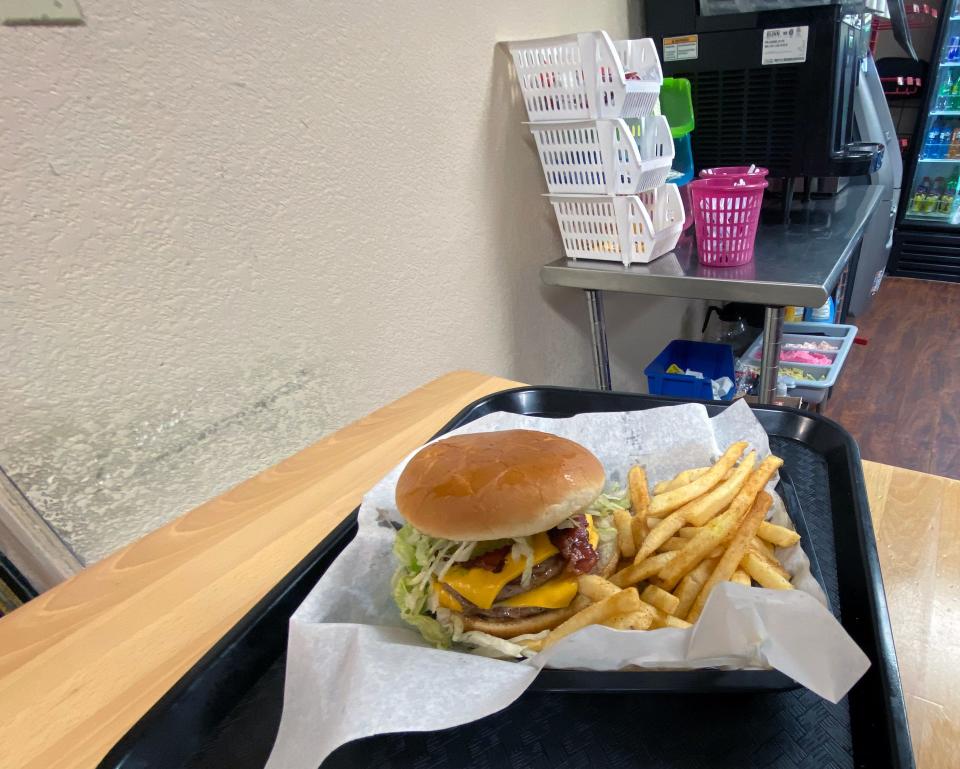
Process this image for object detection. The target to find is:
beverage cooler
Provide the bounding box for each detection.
[891,0,960,281]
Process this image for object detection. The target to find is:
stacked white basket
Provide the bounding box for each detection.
[510,31,683,266]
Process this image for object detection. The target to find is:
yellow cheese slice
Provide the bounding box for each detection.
[497,576,579,608]
[433,582,463,612]
[440,532,558,610]
[587,514,598,549]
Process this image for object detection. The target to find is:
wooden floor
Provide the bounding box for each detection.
[828,277,960,479]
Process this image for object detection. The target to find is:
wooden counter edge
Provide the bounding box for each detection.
[0,370,522,769]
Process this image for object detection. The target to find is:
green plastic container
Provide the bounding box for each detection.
[659,78,694,138]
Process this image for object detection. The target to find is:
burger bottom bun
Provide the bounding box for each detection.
[460,533,619,639]
[461,604,582,638]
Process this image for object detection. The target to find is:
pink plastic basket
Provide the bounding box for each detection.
[689,177,768,267]
[699,166,769,179]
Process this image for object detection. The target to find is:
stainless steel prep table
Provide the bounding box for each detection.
[541,185,884,403]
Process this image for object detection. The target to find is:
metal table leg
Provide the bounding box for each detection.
[585,289,612,391]
[759,306,785,404]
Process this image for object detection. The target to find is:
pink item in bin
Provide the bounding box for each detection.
[689,176,768,267]
[700,166,770,179]
[751,349,834,366]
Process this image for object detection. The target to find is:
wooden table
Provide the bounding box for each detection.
[0,371,956,769]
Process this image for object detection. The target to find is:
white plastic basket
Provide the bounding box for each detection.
[509,31,663,122]
[528,115,674,194]
[548,184,684,266]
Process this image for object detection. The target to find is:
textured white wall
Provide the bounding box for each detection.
[1,1,702,566]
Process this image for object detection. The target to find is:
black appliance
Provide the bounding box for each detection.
[645,2,882,179]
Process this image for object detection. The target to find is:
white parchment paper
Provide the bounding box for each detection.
[265,399,870,769]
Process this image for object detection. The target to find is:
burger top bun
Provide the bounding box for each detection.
[396,430,605,541]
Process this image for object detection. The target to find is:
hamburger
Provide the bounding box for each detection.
[391,429,621,647]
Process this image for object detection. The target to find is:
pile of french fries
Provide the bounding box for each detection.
[538,441,800,651]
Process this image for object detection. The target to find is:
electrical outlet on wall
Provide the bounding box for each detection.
[1,0,84,25]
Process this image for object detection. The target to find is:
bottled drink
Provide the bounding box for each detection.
[938,186,955,214]
[927,177,946,213]
[926,120,942,158]
[942,170,960,214]
[941,121,954,157]
[949,36,960,63]
[938,72,955,110]
[912,176,931,212]
[949,126,960,159]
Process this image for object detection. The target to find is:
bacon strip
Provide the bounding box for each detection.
[549,515,599,575]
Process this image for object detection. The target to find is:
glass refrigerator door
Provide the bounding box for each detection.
[905,0,960,225]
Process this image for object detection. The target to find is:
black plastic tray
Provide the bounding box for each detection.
[98,389,913,769]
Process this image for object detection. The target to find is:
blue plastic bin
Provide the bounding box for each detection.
[671,133,694,186]
[644,340,736,400]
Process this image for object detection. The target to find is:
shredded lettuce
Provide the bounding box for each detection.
[391,525,476,647]
[511,537,536,587]
[453,630,542,659]
[588,485,630,514]
[588,487,628,543]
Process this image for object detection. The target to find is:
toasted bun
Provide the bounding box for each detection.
[460,533,620,639]
[396,430,605,540]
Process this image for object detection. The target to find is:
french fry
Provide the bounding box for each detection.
[543,588,642,649]
[677,526,702,539]
[688,492,772,622]
[658,536,691,552]
[597,597,686,629]
[632,511,687,564]
[747,539,791,580]
[628,465,651,519]
[652,466,710,495]
[649,441,747,516]
[610,551,677,588]
[603,610,654,630]
[752,535,776,558]
[577,574,620,602]
[646,517,663,529]
[757,520,801,548]
[631,515,647,549]
[730,569,751,586]
[655,455,784,590]
[641,584,680,615]
[676,450,757,527]
[672,556,719,618]
[613,508,637,559]
[741,551,794,590]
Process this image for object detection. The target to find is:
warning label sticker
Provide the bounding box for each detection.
[663,35,698,62]
[761,26,809,65]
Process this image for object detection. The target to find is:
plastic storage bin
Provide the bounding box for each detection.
[529,116,673,194]
[659,78,695,138]
[689,177,768,267]
[738,322,858,404]
[638,184,685,254]
[672,133,695,186]
[645,340,736,401]
[509,32,662,122]
[549,184,683,266]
